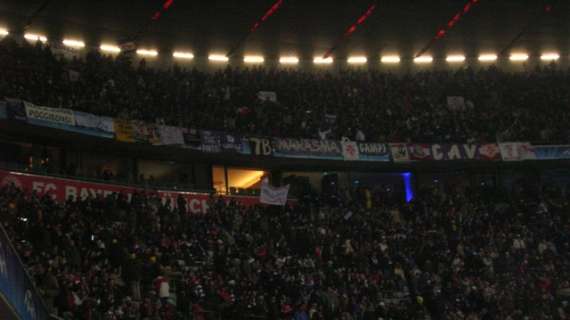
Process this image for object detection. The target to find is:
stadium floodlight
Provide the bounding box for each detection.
[24,33,47,43]
[414,55,433,64]
[0,28,8,36]
[208,54,229,62]
[279,56,299,65]
[244,55,264,64]
[173,51,194,60]
[540,52,560,61]
[100,44,121,53]
[509,53,528,62]
[446,54,465,63]
[381,55,401,64]
[478,54,497,62]
[136,49,158,57]
[62,39,85,49]
[314,57,333,65]
[347,56,367,64]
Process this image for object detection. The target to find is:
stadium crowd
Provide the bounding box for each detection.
[1,179,569,319]
[1,38,570,144]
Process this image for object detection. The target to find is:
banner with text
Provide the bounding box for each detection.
[0,170,266,214]
[193,130,252,154]
[532,145,570,160]
[498,142,536,161]
[356,142,391,162]
[24,102,75,130]
[395,143,501,161]
[273,138,344,160]
[0,224,49,320]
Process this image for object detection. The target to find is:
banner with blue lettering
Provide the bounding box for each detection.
[533,145,570,160]
[0,225,49,320]
[272,138,344,160]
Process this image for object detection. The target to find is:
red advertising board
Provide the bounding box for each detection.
[0,170,262,214]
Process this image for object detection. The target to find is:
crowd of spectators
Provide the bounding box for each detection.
[1,37,570,144]
[1,178,569,319]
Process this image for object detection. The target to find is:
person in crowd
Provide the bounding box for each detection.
[0,37,569,145]
[1,177,569,319]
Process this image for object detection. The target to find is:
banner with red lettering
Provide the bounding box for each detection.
[0,170,262,214]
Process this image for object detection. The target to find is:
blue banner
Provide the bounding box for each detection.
[73,111,115,139]
[273,138,344,160]
[0,226,49,320]
[356,142,391,162]
[198,130,251,155]
[5,99,27,121]
[533,145,570,160]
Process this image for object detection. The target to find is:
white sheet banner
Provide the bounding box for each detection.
[260,179,290,206]
[157,125,185,145]
[74,111,114,133]
[257,91,278,102]
[25,103,75,126]
[499,142,536,161]
[341,141,360,161]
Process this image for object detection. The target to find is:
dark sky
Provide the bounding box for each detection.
[0,0,568,60]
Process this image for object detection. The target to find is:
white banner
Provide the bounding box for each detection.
[389,143,410,162]
[257,91,278,102]
[260,179,290,206]
[25,102,75,126]
[499,142,536,161]
[341,141,360,161]
[156,125,185,145]
[74,111,114,133]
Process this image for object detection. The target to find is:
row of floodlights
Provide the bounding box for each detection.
[3,30,563,64]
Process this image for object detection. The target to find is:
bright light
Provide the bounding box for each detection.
[244,55,264,64]
[446,54,465,63]
[541,52,560,61]
[509,53,528,62]
[0,28,8,36]
[173,51,194,60]
[381,55,401,64]
[314,57,333,65]
[478,54,497,62]
[279,56,299,65]
[233,171,266,189]
[136,49,158,57]
[347,56,367,64]
[414,55,433,64]
[100,44,121,53]
[24,33,47,43]
[62,39,85,49]
[209,54,229,62]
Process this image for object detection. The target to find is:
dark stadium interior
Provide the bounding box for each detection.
[0,1,570,320]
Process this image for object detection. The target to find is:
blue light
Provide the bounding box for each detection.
[401,172,414,203]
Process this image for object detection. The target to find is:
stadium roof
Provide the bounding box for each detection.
[0,0,568,60]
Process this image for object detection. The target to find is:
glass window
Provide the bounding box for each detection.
[212,166,227,193]
[227,168,266,195]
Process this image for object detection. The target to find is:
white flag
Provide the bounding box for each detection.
[260,179,290,206]
[341,141,360,161]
